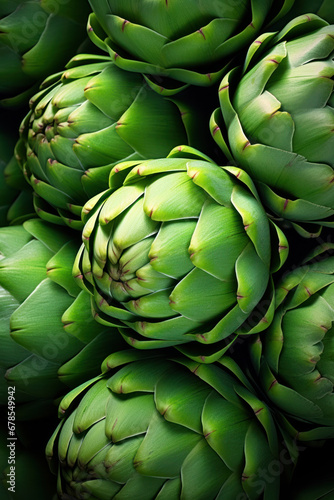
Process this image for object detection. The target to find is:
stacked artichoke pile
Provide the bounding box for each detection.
[0,1,333,499]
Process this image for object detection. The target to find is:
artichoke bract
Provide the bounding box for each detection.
[211,14,334,236]
[46,352,287,500]
[16,54,213,230]
[87,0,295,89]
[73,146,288,362]
[250,248,334,439]
[0,219,127,419]
[0,0,91,108]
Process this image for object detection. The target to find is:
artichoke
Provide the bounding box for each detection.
[0,0,91,108]
[87,0,295,89]
[250,247,334,439]
[73,146,288,362]
[211,14,334,236]
[46,351,289,500]
[16,54,213,230]
[0,219,127,419]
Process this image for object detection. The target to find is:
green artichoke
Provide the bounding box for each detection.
[250,248,334,439]
[46,351,289,500]
[0,219,127,419]
[0,0,91,108]
[73,146,288,362]
[16,54,213,230]
[211,14,334,236]
[87,0,295,89]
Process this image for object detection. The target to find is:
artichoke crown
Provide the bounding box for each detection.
[74,147,288,362]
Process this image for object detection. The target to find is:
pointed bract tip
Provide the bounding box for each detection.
[204,430,216,438]
[192,364,200,374]
[62,321,74,328]
[122,19,129,31]
[197,28,206,40]
[161,405,170,416]
[219,84,229,92]
[268,379,278,391]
